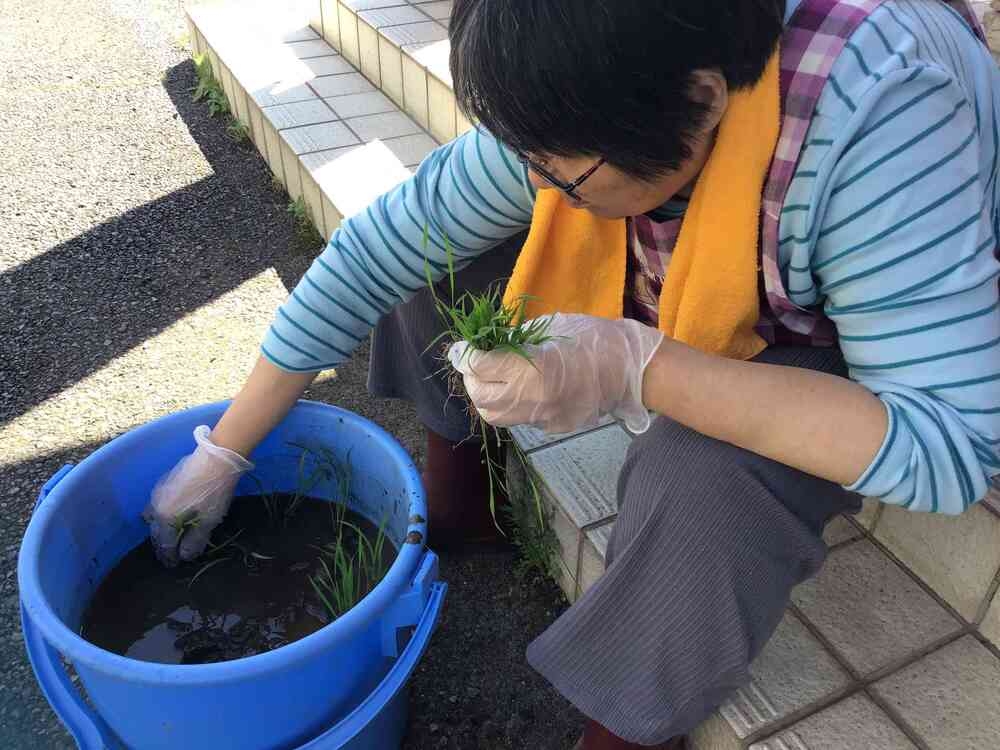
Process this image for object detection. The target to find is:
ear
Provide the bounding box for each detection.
[688,69,729,132]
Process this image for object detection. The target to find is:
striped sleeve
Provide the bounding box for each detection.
[795,66,1000,514]
[260,128,535,372]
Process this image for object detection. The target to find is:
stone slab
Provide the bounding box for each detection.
[579,522,613,596]
[750,693,918,750]
[823,515,862,547]
[719,612,852,739]
[872,635,1000,750]
[509,416,617,453]
[792,540,963,677]
[528,425,632,528]
[875,503,1000,622]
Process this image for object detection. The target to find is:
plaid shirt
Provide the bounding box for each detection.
[628,0,988,348]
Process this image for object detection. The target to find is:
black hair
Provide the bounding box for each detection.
[450,0,785,180]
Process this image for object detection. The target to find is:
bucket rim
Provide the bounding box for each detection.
[18,399,429,685]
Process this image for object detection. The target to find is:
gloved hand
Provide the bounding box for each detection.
[143,425,254,566]
[448,313,665,435]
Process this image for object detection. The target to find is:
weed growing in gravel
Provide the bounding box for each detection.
[503,440,560,580]
[191,53,230,117]
[226,118,251,144]
[287,196,323,247]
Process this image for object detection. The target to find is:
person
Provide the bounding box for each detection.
[145,0,1000,747]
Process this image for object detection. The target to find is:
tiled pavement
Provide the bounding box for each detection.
[188,1,1000,746]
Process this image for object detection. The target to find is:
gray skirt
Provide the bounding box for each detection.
[368,240,860,744]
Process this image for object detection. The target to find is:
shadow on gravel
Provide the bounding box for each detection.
[1,59,323,427]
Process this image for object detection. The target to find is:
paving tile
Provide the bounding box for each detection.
[357,18,381,84]
[554,553,577,604]
[691,714,741,750]
[301,54,354,77]
[249,81,317,107]
[415,1,453,21]
[281,120,359,155]
[247,99,267,153]
[750,694,917,750]
[321,194,342,239]
[854,497,881,531]
[719,613,852,739]
[875,503,1000,622]
[980,585,1000,647]
[823,515,862,547]
[308,2,324,36]
[509,417,618,453]
[262,119,287,183]
[401,52,429,127]
[229,78,250,127]
[427,74,457,142]
[218,61,237,111]
[285,39,334,59]
[359,5,428,27]
[382,20,449,48]
[263,99,339,130]
[528,426,632,528]
[320,0,341,47]
[342,0,406,10]
[579,521,613,595]
[873,635,1000,750]
[407,36,451,85]
[310,72,375,98]
[378,35,405,106]
[792,540,963,676]
[301,170,326,240]
[338,2,361,65]
[279,140,304,200]
[300,140,411,219]
[382,132,438,167]
[345,110,421,141]
[547,492,582,603]
[324,90,396,119]
[282,28,320,44]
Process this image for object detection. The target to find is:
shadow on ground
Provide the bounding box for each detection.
[2,60,317,428]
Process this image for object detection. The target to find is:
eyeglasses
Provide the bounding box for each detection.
[515,150,606,202]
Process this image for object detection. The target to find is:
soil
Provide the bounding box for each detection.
[81,495,390,665]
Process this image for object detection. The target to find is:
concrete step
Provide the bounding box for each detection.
[309,0,469,144]
[186,0,458,243]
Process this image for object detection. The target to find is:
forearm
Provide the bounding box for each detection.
[641,339,888,486]
[210,356,317,458]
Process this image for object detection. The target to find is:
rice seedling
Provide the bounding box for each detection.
[309,512,390,620]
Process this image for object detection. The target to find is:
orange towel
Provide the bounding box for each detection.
[503,51,781,360]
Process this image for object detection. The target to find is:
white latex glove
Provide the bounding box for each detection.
[143,425,254,566]
[448,313,665,435]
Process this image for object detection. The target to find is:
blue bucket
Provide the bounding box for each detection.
[18,400,446,750]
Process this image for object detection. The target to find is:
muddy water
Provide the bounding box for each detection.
[81,496,393,664]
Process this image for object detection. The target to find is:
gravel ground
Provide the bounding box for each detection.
[0,0,580,747]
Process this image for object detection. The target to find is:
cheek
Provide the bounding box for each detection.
[527,171,548,192]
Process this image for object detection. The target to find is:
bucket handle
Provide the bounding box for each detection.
[23,463,119,750]
[296,580,448,749]
[21,604,119,750]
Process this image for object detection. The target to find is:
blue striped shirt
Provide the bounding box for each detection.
[263,0,1000,514]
